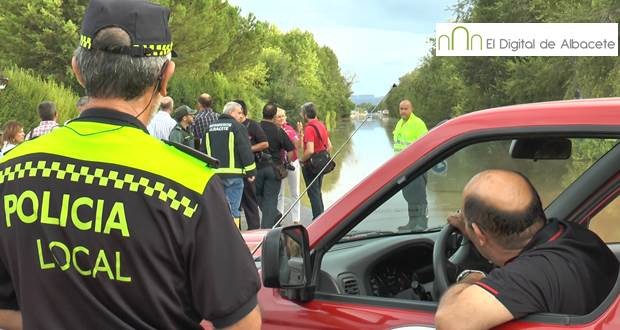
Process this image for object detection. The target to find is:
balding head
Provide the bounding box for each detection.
[198,93,212,110]
[462,170,546,249]
[399,99,413,120]
[159,96,174,113]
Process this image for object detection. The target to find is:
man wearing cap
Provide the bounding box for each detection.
[0,1,261,329]
[169,105,197,147]
[203,102,256,229]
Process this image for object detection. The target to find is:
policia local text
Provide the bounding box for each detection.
[4,190,131,282]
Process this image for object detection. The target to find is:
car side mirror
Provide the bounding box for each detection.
[509,137,572,160]
[262,225,311,289]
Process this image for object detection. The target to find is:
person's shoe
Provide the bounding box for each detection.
[398,223,426,232]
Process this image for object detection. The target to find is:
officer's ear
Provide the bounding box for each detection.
[71,56,85,88]
[157,60,175,97]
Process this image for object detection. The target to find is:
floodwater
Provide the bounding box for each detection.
[279,115,620,243]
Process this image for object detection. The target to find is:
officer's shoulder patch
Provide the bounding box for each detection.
[162,140,220,168]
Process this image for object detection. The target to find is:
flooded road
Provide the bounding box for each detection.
[278,115,619,243]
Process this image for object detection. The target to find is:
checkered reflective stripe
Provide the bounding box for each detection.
[79,34,173,57]
[0,160,198,218]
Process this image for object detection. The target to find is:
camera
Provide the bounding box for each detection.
[255,151,271,163]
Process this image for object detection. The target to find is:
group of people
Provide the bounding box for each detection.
[0,1,616,330]
[0,101,60,157]
[145,92,332,230]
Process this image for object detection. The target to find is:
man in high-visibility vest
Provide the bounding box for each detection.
[203,102,256,228]
[393,99,429,231]
[0,0,261,328]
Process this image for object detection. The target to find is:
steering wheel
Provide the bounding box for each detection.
[432,224,474,298]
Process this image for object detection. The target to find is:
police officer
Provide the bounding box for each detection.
[203,102,256,228]
[0,1,261,329]
[393,99,429,231]
[169,105,197,147]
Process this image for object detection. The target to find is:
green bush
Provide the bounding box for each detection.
[169,70,266,120]
[0,66,80,132]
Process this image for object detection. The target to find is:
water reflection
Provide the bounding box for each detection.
[293,117,617,233]
[322,117,397,207]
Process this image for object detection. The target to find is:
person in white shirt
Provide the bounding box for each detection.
[147,96,176,140]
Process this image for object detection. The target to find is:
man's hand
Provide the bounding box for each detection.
[447,210,467,235]
[296,121,304,133]
[247,176,255,183]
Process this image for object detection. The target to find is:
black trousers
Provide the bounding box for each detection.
[256,166,282,229]
[241,176,261,230]
[302,166,325,220]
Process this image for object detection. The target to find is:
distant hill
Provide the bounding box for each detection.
[350,94,383,105]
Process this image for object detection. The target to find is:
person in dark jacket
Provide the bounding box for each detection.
[169,105,196,147]
[203,101,256,228]
[257,103,295,228]
[236,99,269,230]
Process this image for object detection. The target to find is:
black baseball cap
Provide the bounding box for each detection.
[79,0,174,57]
[173,105,198,121]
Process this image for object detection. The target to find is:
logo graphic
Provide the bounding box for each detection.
[437,26,483,51]
[436,23,617,57]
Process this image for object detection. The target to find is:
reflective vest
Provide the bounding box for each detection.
[393,114,428,153]
[204,114,256,176]
[0,108,241,328]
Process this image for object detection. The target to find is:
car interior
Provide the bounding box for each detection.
[309,133,620,324]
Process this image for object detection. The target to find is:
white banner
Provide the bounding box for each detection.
[436,23,618,56]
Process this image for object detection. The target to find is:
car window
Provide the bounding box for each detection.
[339,138,618,241]
[589,196,620,243]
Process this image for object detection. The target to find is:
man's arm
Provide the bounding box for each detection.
[436,280,513,330]
[223,306,261,330]
[250,122,269,152]
[0,310,21,330]
[251,142,268,153]
[187,182,261,329]
[301,141,314,162]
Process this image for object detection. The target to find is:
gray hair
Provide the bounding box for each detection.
[222,102,242,115]
[301,102,317,119]
[74,27,169,100]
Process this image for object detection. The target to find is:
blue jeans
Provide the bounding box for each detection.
[302,166,324,220]
[220,177,244,218]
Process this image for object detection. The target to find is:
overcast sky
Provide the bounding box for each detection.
[228,0,458,96]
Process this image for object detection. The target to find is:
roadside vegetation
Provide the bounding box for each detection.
[0,0,355,131]
[379,0,620,127]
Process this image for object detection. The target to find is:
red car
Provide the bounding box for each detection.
[244,98,620,329]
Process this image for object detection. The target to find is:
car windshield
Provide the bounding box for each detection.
[337,138,619,242]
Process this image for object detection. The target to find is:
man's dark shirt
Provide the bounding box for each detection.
[0,109,260,329]
[242,118,267,149]
[476,219,619,318]
[259,120,295,168]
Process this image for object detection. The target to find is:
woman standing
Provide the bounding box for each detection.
[274,108,301,224]
[1,121,25,155]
